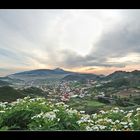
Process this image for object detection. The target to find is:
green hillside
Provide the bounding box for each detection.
[0,86,25,102]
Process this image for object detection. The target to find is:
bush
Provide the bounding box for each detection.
[0,97,140,131]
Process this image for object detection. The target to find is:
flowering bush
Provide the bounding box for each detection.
[0,96,140,131]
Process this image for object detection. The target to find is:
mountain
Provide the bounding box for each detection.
[131,70,140,76]
[10,68,73,76]
[98,70,140,89]
[62,70,140,82]
[103,70,140,80]
[2,69,140,84]
[62,73,100,82]
[7,68,75,82]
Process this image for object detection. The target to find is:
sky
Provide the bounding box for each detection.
[0,9,140,76]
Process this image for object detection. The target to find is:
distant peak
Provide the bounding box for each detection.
[54,68,64,71]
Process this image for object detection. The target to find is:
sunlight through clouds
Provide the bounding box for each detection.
[0,10,140,76]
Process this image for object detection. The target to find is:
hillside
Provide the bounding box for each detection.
[62,73,100,82]
[0,86,48,102]
[6,68,75,82]
[0,80,10,86]
[9,68,73,76]
[21,87,48,98]
[104,70,140,80]
[0,86,25,102]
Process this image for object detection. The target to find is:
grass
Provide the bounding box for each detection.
[67,97,105,114]
[85,100,105,107]
[68,98,105,107]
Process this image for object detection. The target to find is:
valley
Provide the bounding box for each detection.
[0,68,140,114]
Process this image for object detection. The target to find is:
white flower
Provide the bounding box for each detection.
[63,104,69,108]
[53,109,59,113]
[114,107,119,110]
[99,110,106,114]
[129,110,133,113]
[86,126,93,131]
[77,120,83,125]
[77,115,92,124]
[55,102,65,106]
[91,113,97,119]
[31,112,44,119]
[87,120,94,123]
[3,102,8,105]
[120,122,128,125]
[24,96,30,100]
[17,99,23,102]
[111,128,117,131]
[81,114,90,120]
[80,111,85,114]
[106,119,113,123]
[0,103,6,108]
[31,116,37,119]
[136,108,140,111]
[120,110,124,113]
[43,111,56,120]
[50,105,54,108]
[124,125,128,128]
[129,122,133,126]
[10,101,17,106]
[115,120,120,123]
[126,113,132,118]
[111,122,115,125]
[0,110,5,113]
[91,126,99,130]
[112,110,119,113]
[66,109,78,115]
[36,98,44,101]
[57,118,60,122]
[99,125,106,130]
[96,118,103,123]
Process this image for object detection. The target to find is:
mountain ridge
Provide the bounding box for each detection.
[9,68,74,76]
[105,70,140,80]
[0,69,139,83]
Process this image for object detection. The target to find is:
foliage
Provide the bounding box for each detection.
[0,86,25,102]
[0,97,140,130]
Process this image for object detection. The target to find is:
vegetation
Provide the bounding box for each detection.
[67,97,105,114]
[0,80,10,86]
[0,86,49,102]
[21,87,48,98]
[0,97,140,130]
[0,86,25,102]
[0,70,140,130]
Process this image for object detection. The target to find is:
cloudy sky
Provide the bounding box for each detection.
[0,9,140,76]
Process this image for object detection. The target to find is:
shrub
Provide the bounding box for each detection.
[0,97,140,131]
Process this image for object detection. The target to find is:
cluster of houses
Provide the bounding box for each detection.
[58,81,91,102]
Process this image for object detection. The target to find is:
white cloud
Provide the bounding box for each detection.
[0,10,140,75]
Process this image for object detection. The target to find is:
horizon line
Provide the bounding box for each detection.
[0,68,140,78]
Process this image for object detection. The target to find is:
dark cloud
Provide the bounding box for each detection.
[57,10,140,69]
[0,10,140,73]
[58,49,126,68]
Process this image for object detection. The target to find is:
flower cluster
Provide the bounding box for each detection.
[0,97,140,131]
